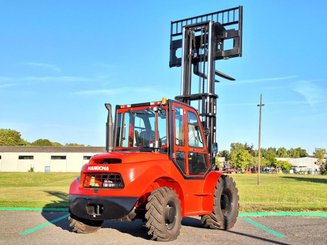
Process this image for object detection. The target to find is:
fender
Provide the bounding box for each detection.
[202,171,223,212]
[139,177,185,215]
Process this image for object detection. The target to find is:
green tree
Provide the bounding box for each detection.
[31,139,54,146]
[230,143,253,171]
[276,147,288,157]
[287,147,308,158]
[276,160,292,172]
[218,150,230,161]
[314,148,326,174]
[299,148,309,157]
[0,129,27,146]
[244,143,256,157]
[262,147,277,167]
[321,164,327,175]
[253,156,270,168]
[314,148,326,163]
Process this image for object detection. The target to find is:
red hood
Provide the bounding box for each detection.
[89,151,169,164]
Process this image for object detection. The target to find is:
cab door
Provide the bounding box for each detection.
[171,101,210,178]
[171,101,212,214]
[186,109,210,176]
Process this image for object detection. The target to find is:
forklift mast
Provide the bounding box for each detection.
[169,6,243,161]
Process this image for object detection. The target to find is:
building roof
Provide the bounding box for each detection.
[0,146,106,153]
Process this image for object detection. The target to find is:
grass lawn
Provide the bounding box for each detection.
[0,172,78,208]
[0,172,326,212]
[231,174,327,212]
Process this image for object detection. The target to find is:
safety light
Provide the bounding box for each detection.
[161,97,167,105]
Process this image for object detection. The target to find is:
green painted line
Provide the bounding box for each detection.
[243,217,285,239]
[239,211,327,217]
[0,207,68,212]
[20,213,70,235]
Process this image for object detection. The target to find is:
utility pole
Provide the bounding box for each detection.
[257,94,264,185]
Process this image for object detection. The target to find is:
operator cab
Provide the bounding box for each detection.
[114,99,168,152]
[107,98,211,177]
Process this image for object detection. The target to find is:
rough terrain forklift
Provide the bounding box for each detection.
[69,6,243,241]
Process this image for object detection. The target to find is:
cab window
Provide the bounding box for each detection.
[187,111,203,148]
[175,106,184,146]
[188,152,207,175]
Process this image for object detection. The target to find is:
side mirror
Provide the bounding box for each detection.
[212,143,218,156]
[212,143,218,166]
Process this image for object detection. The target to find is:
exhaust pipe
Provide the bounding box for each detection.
[105,103,113,152]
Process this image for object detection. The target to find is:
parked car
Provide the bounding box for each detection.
[225,168,237,174]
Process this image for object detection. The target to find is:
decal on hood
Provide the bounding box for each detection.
[87,166,109,171]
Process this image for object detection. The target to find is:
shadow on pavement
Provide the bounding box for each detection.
[41,193,293,244]
[226,230,291,245]
[42,191,69,209]
[41,191,70,232]
[181,217,203,228]
[182,217,291,245]
[41,191,149,239]
[102,219,149,239]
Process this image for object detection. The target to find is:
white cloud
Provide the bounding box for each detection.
[292,80,327,108]
[74,89,117,96]
[0,83,16,88]
[92,63,117,69]
[0,75,103,84]
[22,62,62,73]
[222,98,327,107]
[73,86,177,104]
[74,86,164,96]
[236,75,298,84]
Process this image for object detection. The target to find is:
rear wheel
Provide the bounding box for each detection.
[68,214,103,233]
[145,187,181,241]
[201,175,239,230]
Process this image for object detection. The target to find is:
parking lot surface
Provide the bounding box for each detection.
[0,211,326,245]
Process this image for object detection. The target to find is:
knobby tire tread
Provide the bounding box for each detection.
[201,175,239,230]
[145,187,181,241]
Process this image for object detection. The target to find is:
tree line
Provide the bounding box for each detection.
[1,129,326,174]
[218,143,327,174]
[0,129,85,147]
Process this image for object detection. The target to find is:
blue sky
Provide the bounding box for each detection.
[0,1,326,153]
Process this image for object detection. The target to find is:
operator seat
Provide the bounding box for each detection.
[139,130,155,147]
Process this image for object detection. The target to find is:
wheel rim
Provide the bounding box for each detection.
[221,189,233,216]
[164,201,176,230]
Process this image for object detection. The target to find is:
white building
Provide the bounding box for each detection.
[0,146,105,172]
[277,157,322,174]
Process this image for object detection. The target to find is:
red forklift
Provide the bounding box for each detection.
[69,6,243,241]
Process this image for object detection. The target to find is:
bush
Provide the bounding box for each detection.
[321,163,327,175]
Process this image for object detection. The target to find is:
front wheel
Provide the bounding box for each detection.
[201,175,239,230]
[68,214,103,233]
[145,187,182,241]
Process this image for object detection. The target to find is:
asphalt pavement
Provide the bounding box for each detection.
[0,211,326,245]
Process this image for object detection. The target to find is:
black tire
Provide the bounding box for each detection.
[201,175,239,230]
[68,214,103,234]
[145,187,182,241]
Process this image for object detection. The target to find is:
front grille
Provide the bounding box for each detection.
[83,173,124,189]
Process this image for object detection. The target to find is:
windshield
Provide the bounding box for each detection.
[115,106,167,151]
